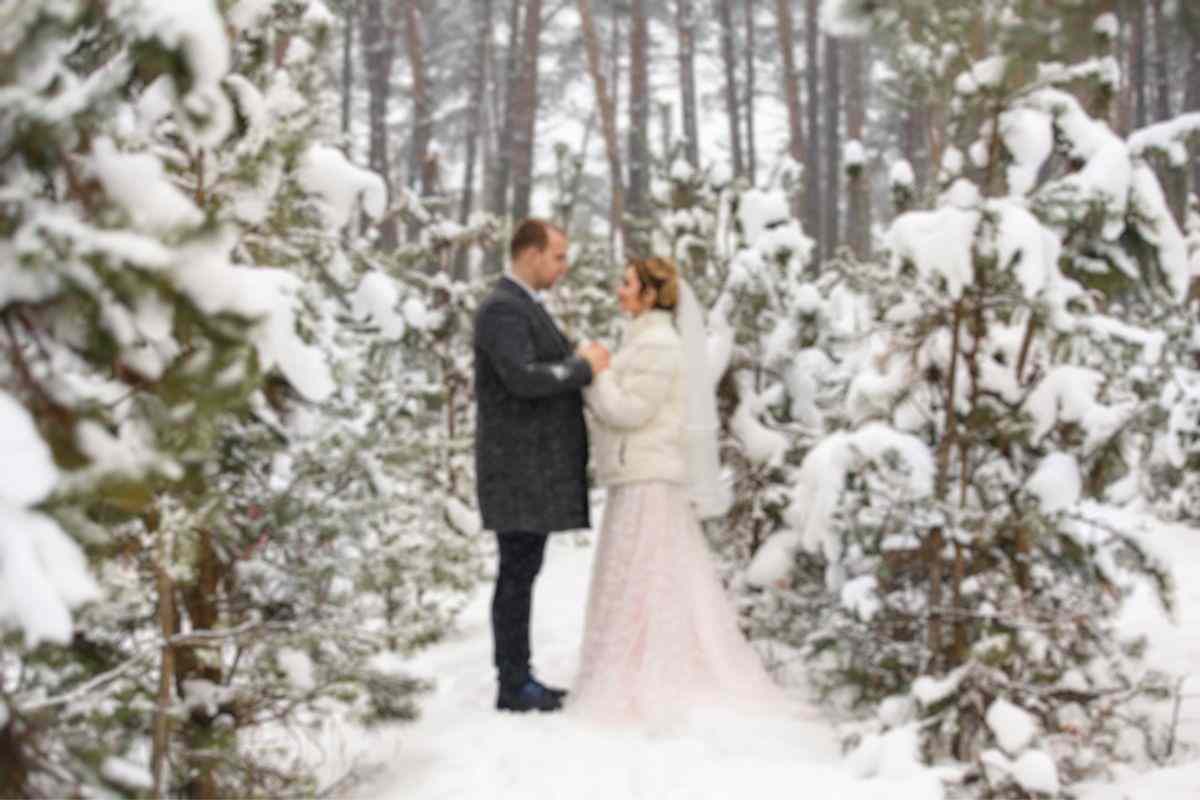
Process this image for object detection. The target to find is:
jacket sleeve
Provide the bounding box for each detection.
[476,301,593,398]
[584,340,676,430]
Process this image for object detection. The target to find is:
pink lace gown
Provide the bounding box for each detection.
[569,480,786,727]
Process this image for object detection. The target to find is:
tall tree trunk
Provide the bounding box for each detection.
[804,0,821,251]
[675,0,700,167]
[455,0,492,280]
[1133,0,1148,129]
[610,10,623,254]
[845,39,869,261]
[716,0,744,179]
[362,0,398,249]
[491,0,524,220]
[775,0,805,221]
[403,0,433,246]
[510,0,544,221]
[743,0,757,186]
[1152,0,1170,123]
[578,0,625,253]
[341,0,355,145]
[627,0,650,229]
[177,530,225,799]
[1149,0,1186,226]
[1185,1,1200,200]
[822,35,841,259]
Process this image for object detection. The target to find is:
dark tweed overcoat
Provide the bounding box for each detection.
[473,277,593,534]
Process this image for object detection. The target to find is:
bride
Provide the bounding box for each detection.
[569,255,784,725]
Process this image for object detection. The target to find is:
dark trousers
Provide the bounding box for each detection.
[491,531,549,688]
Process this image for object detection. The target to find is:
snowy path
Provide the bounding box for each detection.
[364,532,943,799]
[337,520,1200,799]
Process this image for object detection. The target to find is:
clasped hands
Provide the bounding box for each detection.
[577,341,611,375]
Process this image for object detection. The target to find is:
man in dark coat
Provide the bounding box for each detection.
[474,218,609,712]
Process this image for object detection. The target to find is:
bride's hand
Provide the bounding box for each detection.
[577,341,611,374]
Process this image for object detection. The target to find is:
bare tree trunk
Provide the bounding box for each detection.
[491,0,524,220]
[341,0,355,145]
[177,530,224,799]
[403,0,433,245]
[804,0,822,251]
[150,520,176,799]
[775,0,805,221]
[1133,0,1148,129]
[822,34,841,259]
[610,11,623,254]
[511,0,544,221]
[362,0,398,249]
[455,0,492,279]
[1185,1,1200,199]
[578,0,625,253]
[902,102,926,198]
[716,0,744,179]
[1153,0,1170,122]
[675,0,700,167]
[845,39,869,260]
[743,0,757,186]
[627,0,650,227]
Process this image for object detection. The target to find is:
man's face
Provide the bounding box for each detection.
[532,230,569,290]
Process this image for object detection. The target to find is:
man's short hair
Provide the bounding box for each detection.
[510,218,564,260]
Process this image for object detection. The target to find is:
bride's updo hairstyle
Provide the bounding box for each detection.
[630,256,680,311]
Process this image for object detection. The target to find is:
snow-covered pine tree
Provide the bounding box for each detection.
[745,0,1191,794]
[1,1,488,795]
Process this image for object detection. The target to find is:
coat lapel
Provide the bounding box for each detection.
[499,277,568,353]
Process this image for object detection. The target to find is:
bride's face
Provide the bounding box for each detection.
[617,266,654,316]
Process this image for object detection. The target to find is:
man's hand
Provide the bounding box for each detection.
[577,341,611,375]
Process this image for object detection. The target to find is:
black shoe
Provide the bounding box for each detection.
[496,678,564,712]
[528,676,568,702]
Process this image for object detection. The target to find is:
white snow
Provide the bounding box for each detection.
[985,697,1038,756]
[88,137,204,233]
[100,756,153,792]
[129,0,230,92]
[351,271,408,339]
[745,529,801,588]
[890,160,915,189]
[277,648,316,691]
[0,392,100,646]
[1093,12,1119,39]
[445,496,483,537]
[1012,749,1060,794]
[999,107,1053,196]
[0,506,101,647]
[954,56,1006,95]
[912,666,969,707]
[840,575,881,621]
[885,206,977,298]
[0,391,60,508]
[228,0,276,32]
[781,423,934,571]
[296,144,388,230]
[347,535,945,800]
[844,139,866,168]
[737,188,791,244]
[1025,451,1082,513]
[820,0,873,38]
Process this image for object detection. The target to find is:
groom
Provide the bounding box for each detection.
[473,218,609,712]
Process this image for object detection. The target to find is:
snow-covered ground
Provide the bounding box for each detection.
[302,518,1200,799]
[1076,520,1200,799]
[362,531,943,799]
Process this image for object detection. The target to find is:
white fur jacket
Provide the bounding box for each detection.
[584,309,687,487]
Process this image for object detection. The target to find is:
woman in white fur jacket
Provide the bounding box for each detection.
[568,256,783,726]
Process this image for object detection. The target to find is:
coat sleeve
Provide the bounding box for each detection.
[476,301,594,398]
[584,340,676,430]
